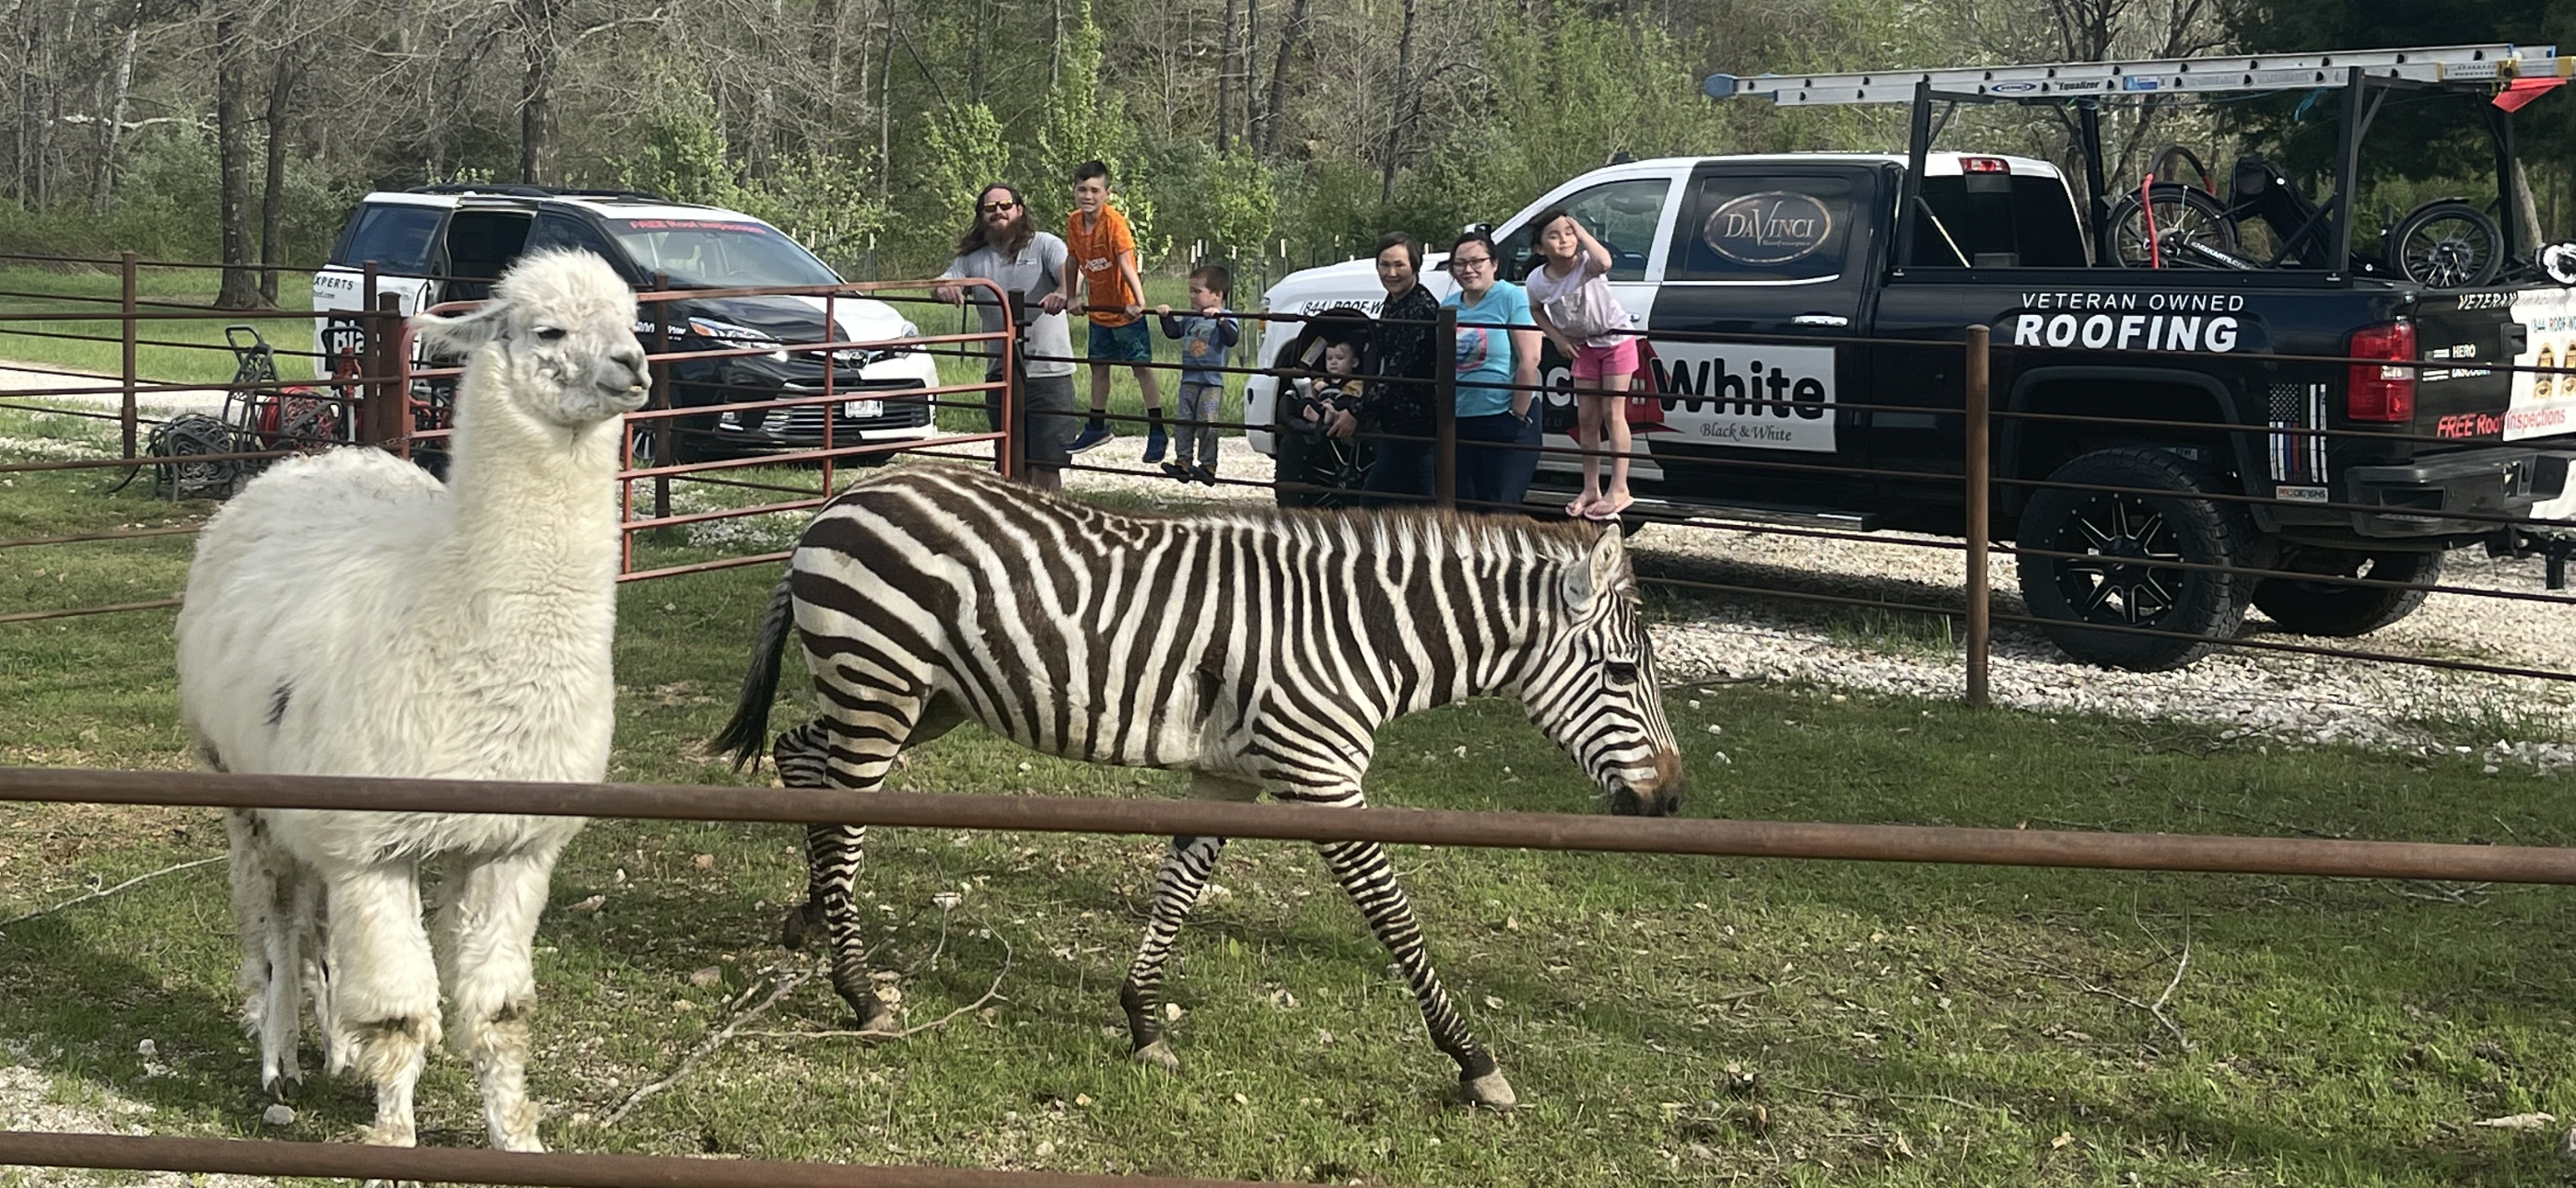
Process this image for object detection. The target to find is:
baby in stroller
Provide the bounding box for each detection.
[1275,306,1374,506]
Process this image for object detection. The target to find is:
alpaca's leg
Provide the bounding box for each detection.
[1315,836,1514,1110]
[294,869,342,1079]
[225,810,304,1098]
[438,849,561,1152]
[322,862,439,1147]
[1118,832,1230,1071]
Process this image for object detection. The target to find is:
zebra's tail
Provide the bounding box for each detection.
[714,575,797,771]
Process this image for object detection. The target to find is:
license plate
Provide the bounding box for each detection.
[843,400,884,420]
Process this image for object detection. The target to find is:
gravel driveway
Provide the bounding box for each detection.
[1053,448,2576,767]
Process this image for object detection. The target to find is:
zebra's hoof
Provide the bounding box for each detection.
[1460,1069,1516,1111]
[856,1006,900,1040]
[1131,1039,1181,1072]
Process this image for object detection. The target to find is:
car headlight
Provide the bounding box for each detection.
[685,317,789,364]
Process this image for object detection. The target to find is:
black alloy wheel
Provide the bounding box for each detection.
[2015,448,2258,671]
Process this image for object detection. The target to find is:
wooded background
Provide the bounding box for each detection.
[3,0,2570,306]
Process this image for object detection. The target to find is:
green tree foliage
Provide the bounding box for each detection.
[919,102,1013,225]
[1407,4,1727,238]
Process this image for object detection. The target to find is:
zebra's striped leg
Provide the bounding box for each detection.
[771,722,897,1033]
[1315,838,1516,1110]
[777,823,843,950]
[1118,833,1229,1070]
[807,822,894,1033]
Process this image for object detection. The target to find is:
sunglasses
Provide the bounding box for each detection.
[978,201,1019,213]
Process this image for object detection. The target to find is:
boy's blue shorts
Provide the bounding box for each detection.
[1085,318,1153,363]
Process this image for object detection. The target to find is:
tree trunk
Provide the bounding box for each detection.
[877,6,896,189]
[1243,0,1259,156]
[90,12,135,214]
[263,54,295,301]
[518,0,561,186]
[1379,0,1416,204]
[215,15,262,309]
[1216,0,1235,152]
[1258,0,1309,157]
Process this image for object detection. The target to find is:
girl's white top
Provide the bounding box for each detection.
[1522,258,1633,350]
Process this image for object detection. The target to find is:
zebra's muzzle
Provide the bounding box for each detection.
[1607,749,1683,817]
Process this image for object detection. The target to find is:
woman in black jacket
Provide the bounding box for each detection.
[1358,232,1442,506]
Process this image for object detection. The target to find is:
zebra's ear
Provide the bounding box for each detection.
[1562,528,1626,614]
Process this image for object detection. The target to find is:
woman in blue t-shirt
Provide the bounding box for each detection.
[1439,230,1545,512]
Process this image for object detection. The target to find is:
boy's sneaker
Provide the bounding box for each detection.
[1068,422,1115,454]
[1191,464,1219,486]
[1142,425,1169,464]
[1160,462,1191,481]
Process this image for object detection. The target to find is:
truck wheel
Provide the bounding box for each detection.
[2252,548,2441,637]
[2015,448,2256,671]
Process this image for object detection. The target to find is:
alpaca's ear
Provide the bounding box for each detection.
[410,301,509,354]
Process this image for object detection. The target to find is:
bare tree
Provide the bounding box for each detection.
[215,13,261,308]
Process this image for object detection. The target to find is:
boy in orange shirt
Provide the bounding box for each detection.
[1045,159,1167,460]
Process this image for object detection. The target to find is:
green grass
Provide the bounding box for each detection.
[0,264,321,388]
[9,412,2576,1184]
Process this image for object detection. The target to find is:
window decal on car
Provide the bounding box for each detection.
[1704,192,1835,265]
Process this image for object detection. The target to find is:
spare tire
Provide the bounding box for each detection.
[2015,448,2258,671]
[2253,547,2441,637]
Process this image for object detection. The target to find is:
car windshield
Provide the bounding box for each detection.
[607,218,839,287]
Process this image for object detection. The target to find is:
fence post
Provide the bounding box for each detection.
[357,262,382,448]
[1001,288,1026,483]
[119,251,137,461]
[650,274,672,520]
[1434,305,1458,510]
[1963,324,1993,709]
[378,293,407,459]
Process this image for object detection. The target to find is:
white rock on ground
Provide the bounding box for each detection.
[0,1047,273,1186]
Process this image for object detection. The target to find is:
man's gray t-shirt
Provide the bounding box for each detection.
[941,231,1076,379]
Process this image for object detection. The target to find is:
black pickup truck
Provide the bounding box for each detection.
[1247,55,2576,670]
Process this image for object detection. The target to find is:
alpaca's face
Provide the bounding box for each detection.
[413,250,651,431]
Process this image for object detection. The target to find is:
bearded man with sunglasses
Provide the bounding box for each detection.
[934,183,1078,489]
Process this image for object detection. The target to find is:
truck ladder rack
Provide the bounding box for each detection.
[1705,42,2573,106]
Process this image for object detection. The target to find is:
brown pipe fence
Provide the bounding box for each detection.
[8,271,2576,1183]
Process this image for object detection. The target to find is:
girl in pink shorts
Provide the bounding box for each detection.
[1525,209,1638,519]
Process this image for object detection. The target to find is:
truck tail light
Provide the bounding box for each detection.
[2346,320,2417,423]
[1961,156,2011,174]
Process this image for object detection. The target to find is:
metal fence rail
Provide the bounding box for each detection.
[9,767,2576,886]
[0,1131,1260,1188]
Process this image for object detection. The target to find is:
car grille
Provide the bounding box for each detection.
[762,384,933,437]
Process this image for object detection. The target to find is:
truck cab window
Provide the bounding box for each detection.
[1669,175,1858,282]
[1908,173,2089,268]
[1496,179,1670,283]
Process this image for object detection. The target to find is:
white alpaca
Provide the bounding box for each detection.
[174,250,647,1152]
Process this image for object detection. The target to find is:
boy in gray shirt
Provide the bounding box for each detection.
[933,183,1078,488]
[1152,263,1240,484]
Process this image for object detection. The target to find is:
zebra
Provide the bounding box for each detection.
[714,466,1682,1111]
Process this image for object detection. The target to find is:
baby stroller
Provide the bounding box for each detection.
[1272,306,1375,508]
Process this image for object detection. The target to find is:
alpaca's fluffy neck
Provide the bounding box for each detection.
[421,358,624,637]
